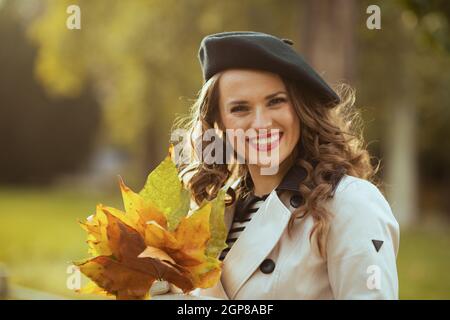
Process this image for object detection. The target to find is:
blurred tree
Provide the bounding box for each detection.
[0,0,101,185]
[23,0,449,223]
[26,0,300,186]
[401,0,450,51]
[401,0,450,219]
[357,0,450,225]
[300,0,357,85]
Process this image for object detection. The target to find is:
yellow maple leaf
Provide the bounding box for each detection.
[75,144,228,299]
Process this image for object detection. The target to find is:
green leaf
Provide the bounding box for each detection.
[205,189,228,258]
[139,154,191,232]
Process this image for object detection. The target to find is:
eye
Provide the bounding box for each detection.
[268,97,287,106]
[230,105,249,113]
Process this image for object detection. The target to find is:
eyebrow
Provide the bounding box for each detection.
[227,91,287,106]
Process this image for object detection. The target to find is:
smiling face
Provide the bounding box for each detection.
[217,69,301,170]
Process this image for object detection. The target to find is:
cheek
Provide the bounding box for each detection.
[219,115,247,150]
[221,113,247,130]
[279,114,300,165]
[279,107,301,140]
[220,114,250,146]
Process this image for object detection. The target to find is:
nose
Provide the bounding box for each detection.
[252,106,272,132]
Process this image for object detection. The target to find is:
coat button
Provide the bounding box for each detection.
[260,259,276,274]
[290,194,302,208]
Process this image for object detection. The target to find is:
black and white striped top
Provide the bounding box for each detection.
[219,193,270,261]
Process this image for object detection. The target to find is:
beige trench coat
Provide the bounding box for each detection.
[189,169,400,300]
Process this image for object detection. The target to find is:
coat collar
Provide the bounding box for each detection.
[220,163,307,299]
[221,190,293,299]
[240,162,307,193]
[276,163,307,193]
[233,164,306,221]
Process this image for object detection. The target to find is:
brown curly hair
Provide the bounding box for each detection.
[172,71,378,258]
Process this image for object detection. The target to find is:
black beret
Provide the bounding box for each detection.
[198,31,340,106]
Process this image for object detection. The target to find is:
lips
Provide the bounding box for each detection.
[247,132,283,152]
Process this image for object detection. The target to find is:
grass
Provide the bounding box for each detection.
[0,186,449,299]
[397,226,450,299]
[0,186,122,299]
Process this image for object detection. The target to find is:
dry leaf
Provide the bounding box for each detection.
[75,145,228,299]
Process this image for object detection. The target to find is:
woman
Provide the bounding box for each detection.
[171,31,399,300]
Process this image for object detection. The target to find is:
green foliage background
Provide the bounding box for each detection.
[0,0,449,299]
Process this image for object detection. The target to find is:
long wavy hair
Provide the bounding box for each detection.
[172,71,378,258]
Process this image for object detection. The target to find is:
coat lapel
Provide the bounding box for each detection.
[221,189,293,299]
[198,164,307,300]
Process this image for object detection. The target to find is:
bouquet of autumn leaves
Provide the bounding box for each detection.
[74,145,228,300]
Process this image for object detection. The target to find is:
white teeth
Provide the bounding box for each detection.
[250,134,281,145]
